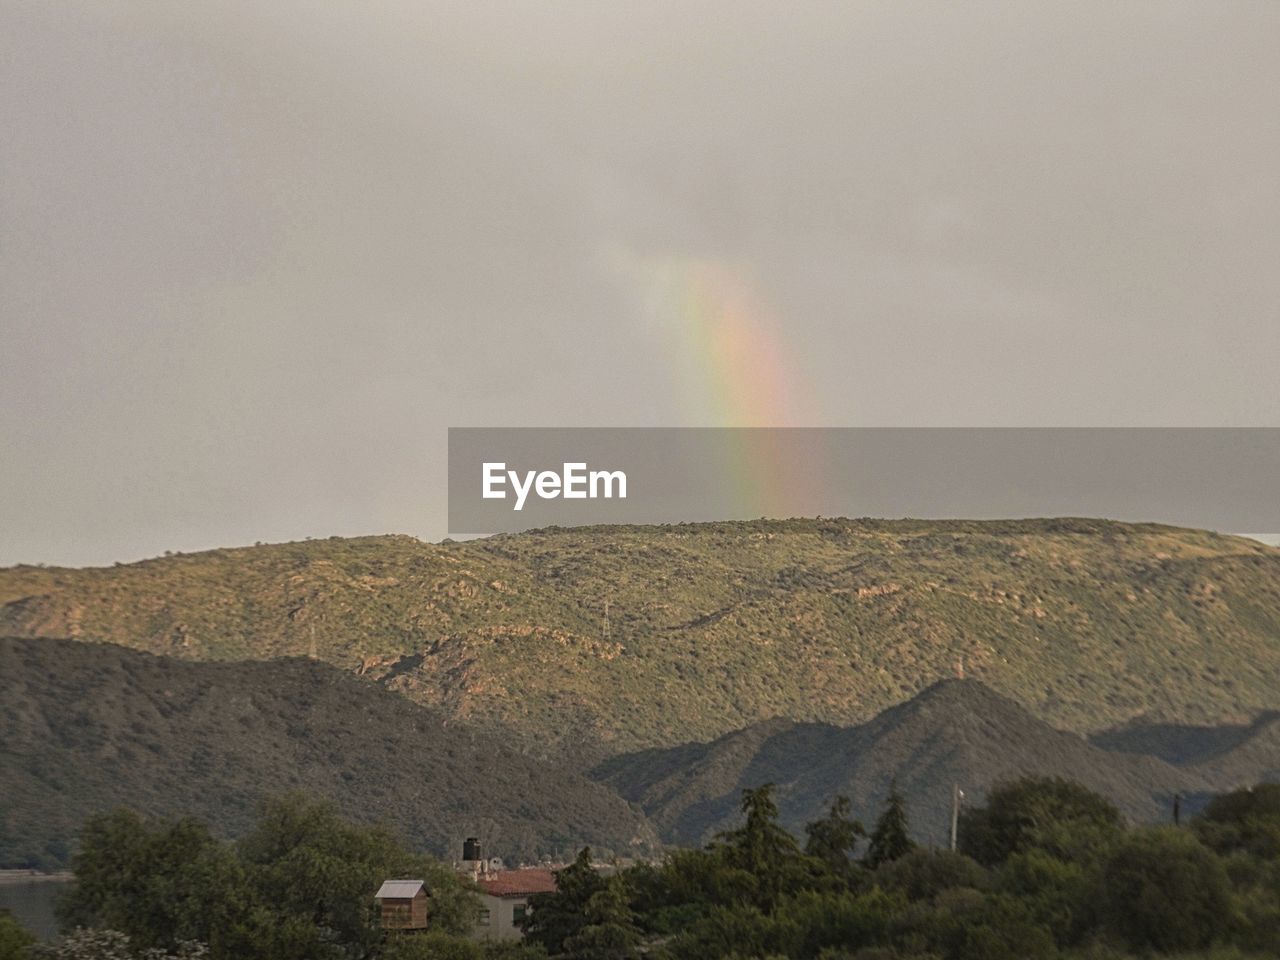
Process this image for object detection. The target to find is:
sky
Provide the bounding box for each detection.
[2,1,1278,566]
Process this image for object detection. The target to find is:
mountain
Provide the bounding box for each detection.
[1090,712,1280,766]
[591,680,1271,847]
[0,636,658,870]
[1195,714,1280,784]
[4,638,1275,868]
[1092,712,1280,785]
[3,519,1279,759]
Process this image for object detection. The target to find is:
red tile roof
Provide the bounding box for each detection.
[477,868,558,898]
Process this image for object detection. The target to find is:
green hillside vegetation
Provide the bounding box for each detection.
[0,637,657,870]
[3,519,1279,758]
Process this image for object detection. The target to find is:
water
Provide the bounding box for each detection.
[0,880,67,941]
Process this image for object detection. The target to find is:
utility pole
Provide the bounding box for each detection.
[950,784,964,851]
[603,597,610,641]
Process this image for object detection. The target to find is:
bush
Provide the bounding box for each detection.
[959,778,1121,867]
[1095,828,1231,953]
[895,889,1057,960]
[994,849,1088,946]
[381,932,482,960]
[0,911,35,960]
[876,850,989,903]
[1194,784,1280,859]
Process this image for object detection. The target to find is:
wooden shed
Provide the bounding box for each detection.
[375,879,429,931]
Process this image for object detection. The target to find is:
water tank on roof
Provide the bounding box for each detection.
[463,837,482,862]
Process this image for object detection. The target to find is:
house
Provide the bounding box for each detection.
[473,868,558,941]
[375,879,429,931]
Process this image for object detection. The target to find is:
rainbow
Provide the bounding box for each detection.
[608,250,822,518]
[668,259,806,428]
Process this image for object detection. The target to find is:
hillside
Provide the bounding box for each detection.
[0,636,658,870]
[3,519,1279,758]
[1196,714,1280,784]
[591,680,1276,846]
[1090,712,1280,766]
[1093,712,1280,786]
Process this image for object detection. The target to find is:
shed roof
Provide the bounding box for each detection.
[376,879,425,899]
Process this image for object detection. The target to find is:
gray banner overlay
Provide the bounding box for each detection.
[448,428,1280,534]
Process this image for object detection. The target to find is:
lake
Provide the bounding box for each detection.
[0,879,68,940]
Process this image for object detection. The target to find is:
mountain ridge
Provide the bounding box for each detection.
[0,635,658,869]
[3,518,1279,758]
[591,679,1277,846]
[3,638,1275,868]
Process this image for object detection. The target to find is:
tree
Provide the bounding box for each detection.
[0,911,34,960]
[1194,783,1280,859]
[804,796,866,879]
[994,848,1089,946]
[57,797,476,960]
[958,777,1121,866]
[865,784,914,869]
[58,810,250,953]
[899,888,1056,960]
[875,849,987,902]
[623,848,754,933]
[563,876,641,960]
[521,847,605,955]
[716,785,804,912]
[237,793,475,952]
[1096,827,1231,953]
[667,904,772,960]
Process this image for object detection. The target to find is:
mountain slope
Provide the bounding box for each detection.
[1190,714,1280,785]
[1090,712,1280,766]
[0,637,657,869]
[3,519,1279,758]
[591,680,1242,847]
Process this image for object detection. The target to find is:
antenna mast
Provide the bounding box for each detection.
[950,784,964,851]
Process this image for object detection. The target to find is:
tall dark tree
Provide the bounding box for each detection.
[804,795,866,878]
[866,783,914,869]
[522,847,605,955]
[564,875,641,960]
[716,784,802,911]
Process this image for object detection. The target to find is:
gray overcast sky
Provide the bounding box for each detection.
[2,1,1278,566]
